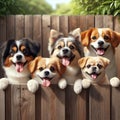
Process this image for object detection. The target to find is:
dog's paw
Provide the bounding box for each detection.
[74,79,82,94]
[27,80,39,93]
[110,77,120,87]
[58,79,67,89]
[0,78,9,90]
[82,79,91,89]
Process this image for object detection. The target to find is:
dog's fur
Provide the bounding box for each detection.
[48,28,84,94]
[0,38,40,89]
[81,28,120,87]
[78,56,118,88]
[27,56,66,93]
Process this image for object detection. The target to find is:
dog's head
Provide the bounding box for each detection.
[78,56,110,83]
[48,28,84,67]
[28,56,66,87]
[81,28,120,56]
[2,38,40,73]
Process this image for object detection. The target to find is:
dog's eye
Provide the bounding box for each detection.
[50,66,55,72]
[57,45,62,49]
[97,64,103,69]
[91,36,97,40]
[39,67,44,71]
[104,35,109,40]
[86,64,91,68]
[10,50,15,56]
[69,45,75,50]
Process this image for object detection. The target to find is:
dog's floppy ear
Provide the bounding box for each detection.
[48,29,64,54]
[28,56,42,74]
[99,56,110,68]
[69,28,81,41]
[110,30,120,47]
[78,57,90,68]
[81,28,94,47]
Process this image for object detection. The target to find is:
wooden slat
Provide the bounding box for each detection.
[79,16,87,31]
[59,16,68,35]
[15,15,25,39]
[41,85,65,120]
[25,15,33,39]
[42,15,50,57]
[95,15,104,27]
[20,85,35,120]
[111,16,120,120]
[65,85,87,120]
[0,16,6,78]
[89,85,110,120]
[33,15,42,55]
[0,90,5,120]
[51,15,59,31]
[5,85,21,120]
[86,15,95,29]
[103,15,113,28]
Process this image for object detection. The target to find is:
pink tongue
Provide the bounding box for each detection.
[96,49,105,55]
[91,74,97,79]
[16,63,24,72]
[62,58,70,66]
[42,79,51,87]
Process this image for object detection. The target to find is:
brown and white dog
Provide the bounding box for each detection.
[81,28,120,87]
[0,38,40,90]
[78,56,111,88]
[27,56,66,93]
[48,28,84,94]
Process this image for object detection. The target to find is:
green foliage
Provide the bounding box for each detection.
[52,3,73,15]
[72,0,120,16]
[0,0,53,15]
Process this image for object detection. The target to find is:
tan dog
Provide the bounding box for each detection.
[78,56,113,88]
[27,56,66,93]
[81,28,120,87]
[48,28,84,94]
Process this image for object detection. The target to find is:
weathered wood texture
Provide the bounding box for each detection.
[0,15,120,120]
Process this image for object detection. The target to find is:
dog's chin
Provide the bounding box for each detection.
[57,54,75,66]
[86,71,101,80]
[12,61,27,73]
[91,45,109,56]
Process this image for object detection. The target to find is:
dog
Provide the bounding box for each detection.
[27,56,66,93]
[81,28,120,87]
[48,28,84,94]
[78,56,112,88]
[0,38,40,89]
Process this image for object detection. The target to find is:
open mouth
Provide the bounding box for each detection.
[86,72,100,79]
[12,61,27,73]
[91,45,109,56]
[40,77,53,87]
[57,55,75,66]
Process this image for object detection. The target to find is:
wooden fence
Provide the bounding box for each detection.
[0,15,120,120]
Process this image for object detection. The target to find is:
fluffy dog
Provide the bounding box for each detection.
[78,56,111,88]
[27,56,66,93]
[81,28,120,87]
[0,38,40,89]
[48,28,84,94]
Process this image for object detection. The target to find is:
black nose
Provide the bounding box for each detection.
[92,67,97,72]
[16,55,22,60]
[44,71,49,76]
[63,49,69,54]
[98,41,104,46]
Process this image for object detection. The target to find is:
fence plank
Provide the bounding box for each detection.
[89,85,110,120]
[33,15,42,55]
[5,85,21,120]
[65,85,87,120]
[20,85,35,120]
[42,15,50,57]
[0,90,5,120]
[41,85,65,120]
[25,15,33,39]
[95,15,104,27]
[15,15,25,39]
[51,16,59,31]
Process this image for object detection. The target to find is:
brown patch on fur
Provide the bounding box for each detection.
[12,46,17,53]
[20,45,26,51]
[4,57,12,67]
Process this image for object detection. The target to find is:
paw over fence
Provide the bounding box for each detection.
[0,15,120,120]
